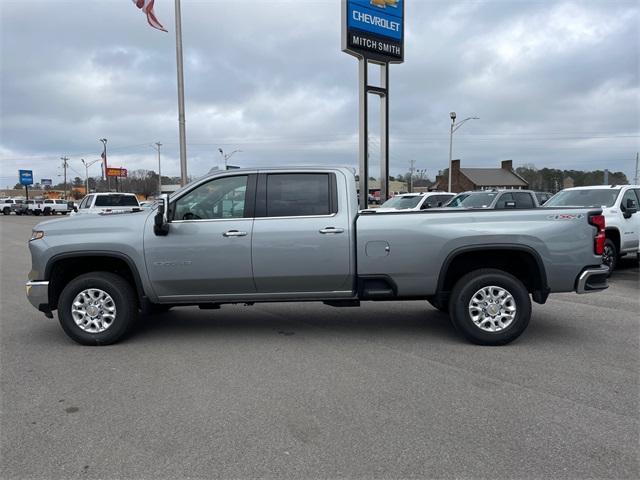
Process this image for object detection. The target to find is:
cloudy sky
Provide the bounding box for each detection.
[1,0,638,188]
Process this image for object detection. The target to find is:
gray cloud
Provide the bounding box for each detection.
[1,0,638,187]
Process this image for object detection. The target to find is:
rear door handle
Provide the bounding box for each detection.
[319,227,344,234]
[222,230,248,237]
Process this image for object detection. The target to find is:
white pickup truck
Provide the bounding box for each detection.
[545,185,640,271]
[72,193,141,215]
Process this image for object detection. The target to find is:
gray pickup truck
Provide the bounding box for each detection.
[26,167,609,346]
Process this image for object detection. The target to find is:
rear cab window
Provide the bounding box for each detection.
[94,195,139,207]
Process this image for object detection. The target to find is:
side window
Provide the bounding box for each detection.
[621,189,638,211]
[172,175,248,221]
[495,193,514,209]
[44,200,54,204]
[264,173,336,217]
[513,192,535,209]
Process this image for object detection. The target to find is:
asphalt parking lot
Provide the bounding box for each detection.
[1,215,638,479]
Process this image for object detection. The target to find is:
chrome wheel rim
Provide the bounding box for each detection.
[71,288,116,333]
[468,286,516,332]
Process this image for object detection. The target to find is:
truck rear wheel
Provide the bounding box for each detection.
[2,207,9,215]
[602,239,617,275]
[448,269,531,346]
[57,272,138,345]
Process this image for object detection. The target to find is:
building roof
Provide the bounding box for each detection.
[460,168,528,187]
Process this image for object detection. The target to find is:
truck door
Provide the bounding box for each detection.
[619,189,640,252]
[251,172,353,294]
[144,174,257,300]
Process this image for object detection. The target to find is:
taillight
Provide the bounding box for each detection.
[589,214,605,255]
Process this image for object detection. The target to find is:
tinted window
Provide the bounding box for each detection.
[454,192,498,208]
[94,195,139,207]
[544,189,620,208]
[44,200,54,204]
[621,189,638,210]
[424,194,454,208]
[5,200,13,204]
[513,192,535,208]
[55,200,66,204]
[80,196,92,209]
[495,193,514,209]
[173,175,248,220]
[266,173,333,217]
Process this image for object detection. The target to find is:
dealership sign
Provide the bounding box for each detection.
[19,169,34,186]
[106,167,128,178]
[342,0,404,63]
[41,179,52,186]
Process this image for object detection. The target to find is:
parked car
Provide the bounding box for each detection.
[376,192,455,212]
[445,190,539,209]
[27,167,608,346]
[535,192,553,205]
[544,185,640,272]
[41,199,70,215]
[72,193,141,215]
[14,199,48,216]
[1,198,23,215]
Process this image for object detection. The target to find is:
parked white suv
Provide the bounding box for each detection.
[1,198,23,215]
[545,185,640,272]
[73,193,141,215]
[375,192,455,212]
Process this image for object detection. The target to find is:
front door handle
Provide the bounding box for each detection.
[222,230,248,237]
[319,227,344,234]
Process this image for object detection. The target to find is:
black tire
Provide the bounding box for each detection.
[57,272,138,345]
[60,211,68,215]
[427,298,448,313]
[43,207,52,216]
[34,209,41,216]
[2,207,9,215]
[448,268,531,346]
[602,239,617,275]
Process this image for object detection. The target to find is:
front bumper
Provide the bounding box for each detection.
[575,266,609,294]
[26,281,51,314]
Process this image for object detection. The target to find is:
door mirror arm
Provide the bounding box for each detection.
[154,194,170,236]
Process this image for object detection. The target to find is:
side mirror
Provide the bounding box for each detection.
[154,194,170,236]
[73,206,78,212]
[623,198,638,218]
[504,201,517,208]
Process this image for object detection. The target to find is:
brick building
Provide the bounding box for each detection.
[434,160,529,193]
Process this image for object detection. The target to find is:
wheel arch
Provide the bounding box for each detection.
[436,245,550,305]
[605,227,620,253]
[45,251,146,310]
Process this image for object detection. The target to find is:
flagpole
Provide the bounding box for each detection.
[174,0,188,186]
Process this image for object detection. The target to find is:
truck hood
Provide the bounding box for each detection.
[34,208,153,236]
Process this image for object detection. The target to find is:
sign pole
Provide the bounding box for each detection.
[380,62,389,202]
[25,184,29,202]
[358,58,369,210]
[175,0,188,186]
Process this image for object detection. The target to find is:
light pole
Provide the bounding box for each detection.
[99,138,108,191]
[81,158,101,194]
[218,148,242,170]
[448,112,479,192]
[155,142,162,195]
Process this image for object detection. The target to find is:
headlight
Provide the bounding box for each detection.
[30,230,45,241]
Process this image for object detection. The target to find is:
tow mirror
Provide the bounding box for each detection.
[623,198,638,218]
[73,206,78,212]
[504,201,517,208]
[154,194,170,236]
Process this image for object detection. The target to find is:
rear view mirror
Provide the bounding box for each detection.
[154,194,170,236]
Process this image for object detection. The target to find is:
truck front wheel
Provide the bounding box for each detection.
[448,269,531,346]
[57,272,138,345]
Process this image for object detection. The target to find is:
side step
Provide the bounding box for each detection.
[323,300,361,307]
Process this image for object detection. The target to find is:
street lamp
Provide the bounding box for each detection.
[99,138,108,191]
[448,112,479,192]
[81,158,102,194]
[218,148,242,170]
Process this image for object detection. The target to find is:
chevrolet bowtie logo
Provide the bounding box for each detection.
[371,0,398,8]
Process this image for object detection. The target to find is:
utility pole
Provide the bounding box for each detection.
[603,169,609,185]
[61,157,69,200]
[155,142,163,195]
[175,0,188,186]
[634,152,639,185]
[100,138,109,191]
[408,159,416,193]
[81,158,101,195]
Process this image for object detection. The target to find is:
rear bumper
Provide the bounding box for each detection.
[26,280,50,312]
[575,266,609,294]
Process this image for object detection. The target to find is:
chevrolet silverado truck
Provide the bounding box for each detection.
[26,167,609,346]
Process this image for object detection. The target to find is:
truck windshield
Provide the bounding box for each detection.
[544,189,620,208]
[448,192,498,208]
[94,195,139,207]
[380,195,422,209]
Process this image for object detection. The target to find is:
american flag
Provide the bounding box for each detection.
[133,0,167,32]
